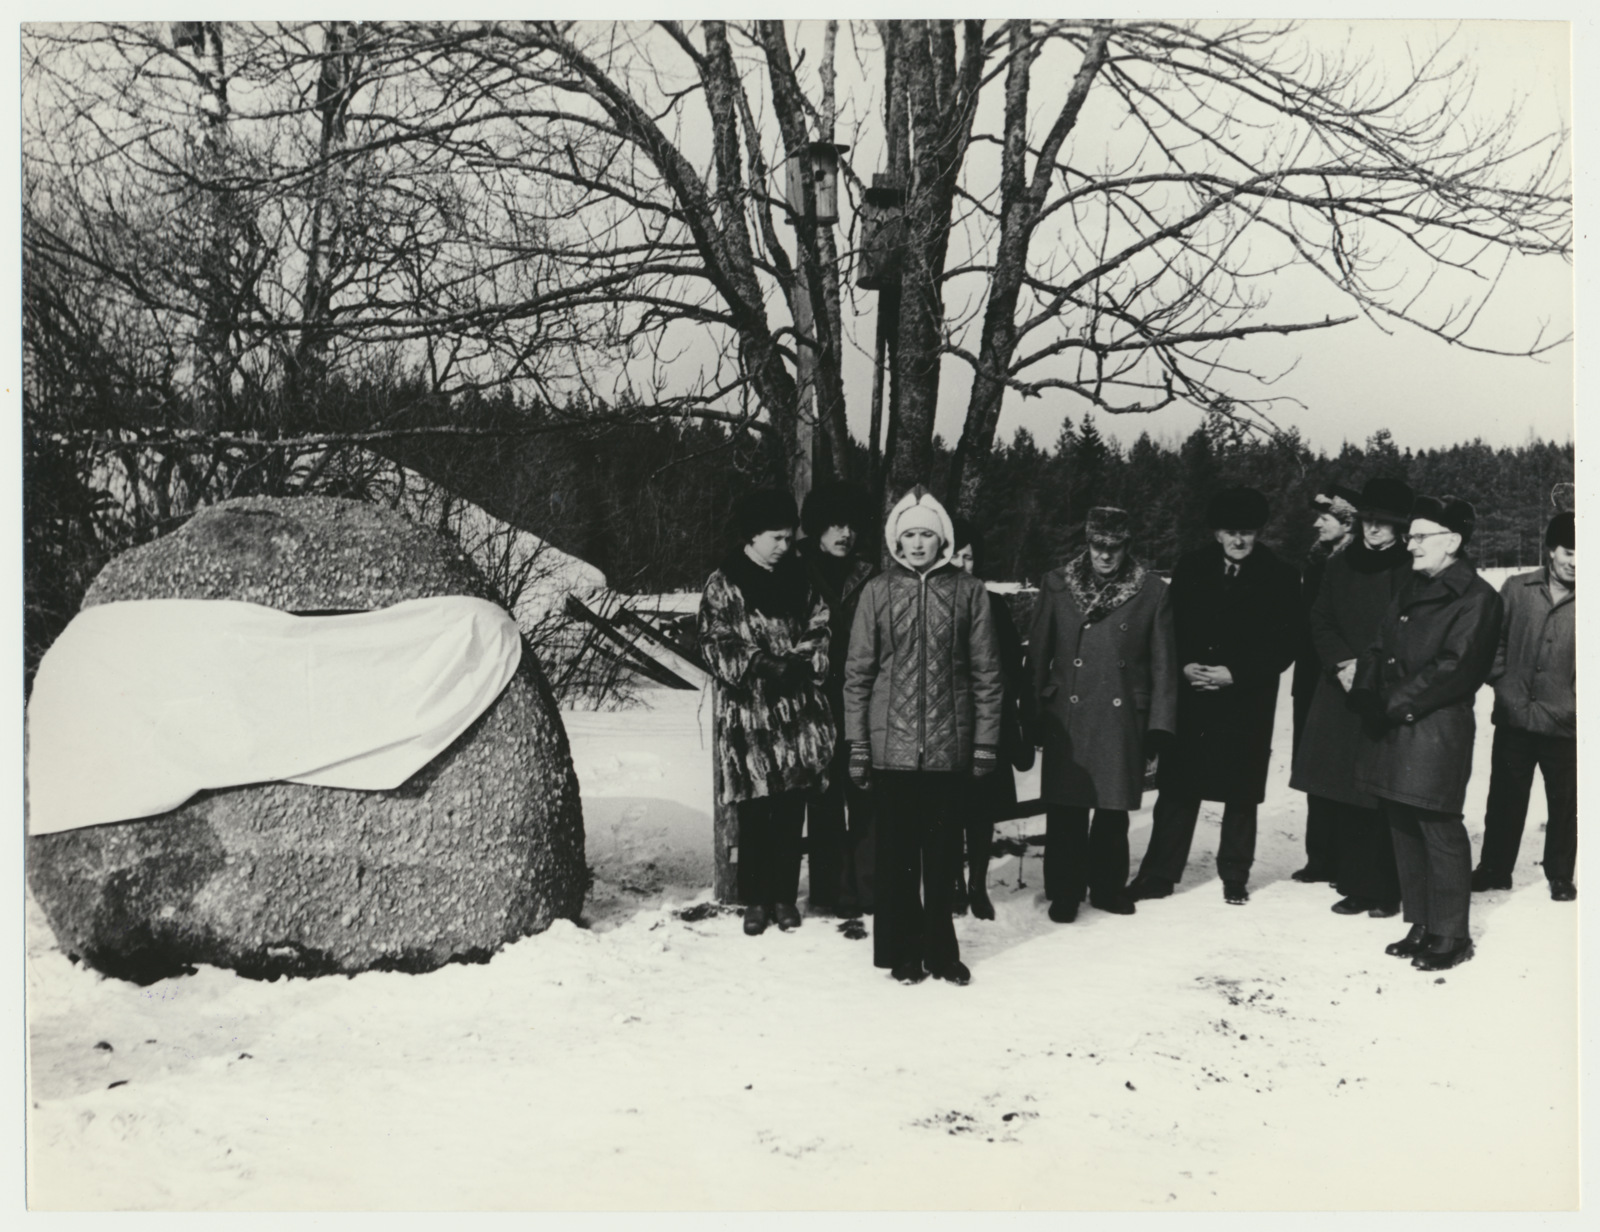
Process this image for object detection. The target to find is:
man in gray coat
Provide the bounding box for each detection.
[1473,509,1577,900]
[1030,506,1178,921]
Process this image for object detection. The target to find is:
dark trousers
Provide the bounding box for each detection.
[1479,726,1578,884]
[1045,807,1130,903]
[1383,798,1471,940]
[807,768,875,912]
[872,771,960,972]
[1321,796,1401,903]
[1302,793,1340,876]
[1138,791,1257,885]
[736,792,806,910]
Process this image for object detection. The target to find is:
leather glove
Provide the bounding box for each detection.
[848,742,872,791]
[1142,729,1172,760]
[972,745,998,778]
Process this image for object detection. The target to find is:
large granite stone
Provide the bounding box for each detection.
[27,496,586,983]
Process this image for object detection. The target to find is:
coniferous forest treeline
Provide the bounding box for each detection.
[384,395,1571,589]
[24,379,1571,685]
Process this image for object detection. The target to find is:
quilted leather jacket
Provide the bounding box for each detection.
[842,488,1003,771]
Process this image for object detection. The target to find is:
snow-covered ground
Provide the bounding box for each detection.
[26,570,1578,1210]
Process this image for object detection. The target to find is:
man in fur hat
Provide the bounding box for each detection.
[1030,506,1177,921]
[1474,505,1577,901]
[1128,487,1302,906]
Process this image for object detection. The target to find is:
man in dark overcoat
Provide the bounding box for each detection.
[1031,506,1177,921]
[1291,483,1359,882]
[1289,477,1414,916]
[796,481,878,916]
[1128,487,1302,906]
[1473,508,1577,901]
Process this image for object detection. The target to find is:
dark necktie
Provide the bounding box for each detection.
[1224,560,1240,579]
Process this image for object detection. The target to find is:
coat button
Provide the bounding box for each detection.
[1113,698,1123,707]
[1400,615,1409,622]
[1070,695,1079,704]
[1073,658,1083,667]
[1387,657,1396,665]
[1120,623,1128,630]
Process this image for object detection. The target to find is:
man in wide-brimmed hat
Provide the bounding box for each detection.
[1029,505,1177,922]
[1127,486,1302,906]
[1474,501,1577,901]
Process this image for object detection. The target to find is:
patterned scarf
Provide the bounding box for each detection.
[1064,551,1147,623]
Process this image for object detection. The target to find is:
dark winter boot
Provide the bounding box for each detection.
[968,858,995,920]
[951,874,970,917]
[1384,923,1429,958]
[743,905,769,937]
[1413,936,1474,971]
[1089,890,1136,916]
[1550,880,1578,902]
[1126,875,1174,902]
[892,961,927,985]
[773,902,802,931]
[1471,867,1512,893]
[1223,880,1249,905]
[930,959,971,986]
[1047,898,1079,924]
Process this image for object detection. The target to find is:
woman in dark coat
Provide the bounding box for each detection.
[1353,496,1502,971]
[1030,506,1177,922]
[949,516,1034,921]
[1291,484,1359,882]
[843,486,1003,986]
[1289,477,1414,916]
[796,481,878,917]
[698,489,836,937]
[1128,487,1302,906]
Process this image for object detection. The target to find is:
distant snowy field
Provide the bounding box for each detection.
[26,567,1578,1210]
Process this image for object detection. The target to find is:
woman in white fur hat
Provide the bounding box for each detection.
[842,486,1003,986]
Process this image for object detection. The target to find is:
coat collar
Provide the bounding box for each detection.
[1064,551,1147,621]
[1407,556,1476,602]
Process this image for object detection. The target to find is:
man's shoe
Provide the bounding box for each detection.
[892,961,927,985]
[1126,875,1174,901]
[1413,936,1474,971]
[969,886,996,921]
[1089,891,1137,916]
[1291,865,1335,883]
[1471,867,1512,893]
[1331,896,1374,915]
[1550,880,1577,902]
[1367,900,1401,918]
[743,905,769,936]
[773,903,802,931]
[1047,898,1079,924]
[1384,923,1429,958]
[1223,880,1249,906]
[930,960,972,986]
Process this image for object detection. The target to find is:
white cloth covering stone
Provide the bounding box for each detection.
[26,595,522,835]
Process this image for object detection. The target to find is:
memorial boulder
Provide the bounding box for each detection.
[27,496,586,983]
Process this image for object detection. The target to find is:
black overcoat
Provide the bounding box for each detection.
[1353,558,1503,816]
[1156,541,1302,804]
[1289,540,1411,807]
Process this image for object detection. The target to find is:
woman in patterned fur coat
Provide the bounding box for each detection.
[698,489,836,937]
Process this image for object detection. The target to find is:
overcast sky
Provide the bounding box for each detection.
[811,18,1574,457]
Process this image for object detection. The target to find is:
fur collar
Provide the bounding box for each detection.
[1065,552,1147,622]
[722,549,814,623]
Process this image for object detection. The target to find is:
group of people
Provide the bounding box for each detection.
[696,475,1576,986]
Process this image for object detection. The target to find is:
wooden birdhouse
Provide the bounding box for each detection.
[783,141,849,226]
[857,173,905,291]
[171,21,207,53]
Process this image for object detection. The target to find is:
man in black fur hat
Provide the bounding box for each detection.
[1128,486,1302,906]
[1474,506,1577,901]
